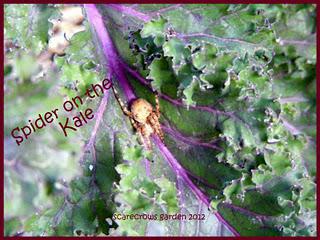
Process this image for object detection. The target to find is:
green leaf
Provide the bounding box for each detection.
[5,217,23,236]
[141,17,167,46]
[163,38,191,68]
[192,43,217,70]
[147,56,179,98]
[154,177,179,213]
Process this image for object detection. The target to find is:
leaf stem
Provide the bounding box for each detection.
[107,4,152,22]
[85,4,136,102]
[162,125,222,151]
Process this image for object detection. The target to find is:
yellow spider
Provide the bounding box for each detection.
[112,85,164,150]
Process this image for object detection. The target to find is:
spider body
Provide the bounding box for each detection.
[131,98,153,123]
[112,86,164,150]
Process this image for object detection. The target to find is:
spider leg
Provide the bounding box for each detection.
[129,118,138,129]
[148,115,164,142]
[158,127,165,142]
[136,129,145,146]
[144,138,151,150]
[131,121,152,153]
[131,120,144,144]
[154,92,161,118]
[155,124,164,142]
[144,136,152,150]
[112,85,132,117]
[140,125,152,150]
